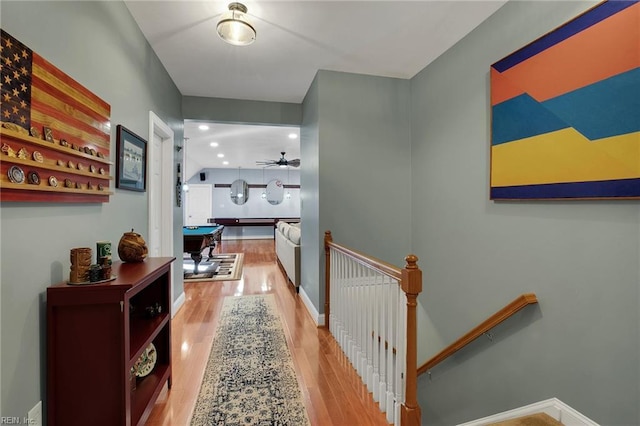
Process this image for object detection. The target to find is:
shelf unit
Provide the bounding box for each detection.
[47,257,175,426]
[1,127,112,202]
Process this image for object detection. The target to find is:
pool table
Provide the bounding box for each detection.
[183,225,224,273]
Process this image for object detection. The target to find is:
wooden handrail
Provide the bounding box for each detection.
[417,293,538,375]
[325,235,403,281]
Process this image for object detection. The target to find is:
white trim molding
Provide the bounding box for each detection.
[298,285,324,326]
[172,291,186,318]
[458,398,600,426]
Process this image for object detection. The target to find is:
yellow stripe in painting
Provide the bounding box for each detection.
[491,128,640,186]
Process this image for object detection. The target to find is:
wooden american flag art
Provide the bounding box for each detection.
[0,30,112,202]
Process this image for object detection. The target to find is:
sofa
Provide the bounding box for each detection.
[275,221,301,291]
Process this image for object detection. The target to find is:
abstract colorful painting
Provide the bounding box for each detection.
[490,1,639,200]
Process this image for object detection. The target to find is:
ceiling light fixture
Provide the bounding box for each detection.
[217,2,256,46]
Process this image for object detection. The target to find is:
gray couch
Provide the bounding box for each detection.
[275,221,301,290]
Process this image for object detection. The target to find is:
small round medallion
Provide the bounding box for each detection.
[49,176,58,187]
[27,171,40,185]
[7,166,25,183]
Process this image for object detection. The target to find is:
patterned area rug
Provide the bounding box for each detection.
[190,294,311,425]
[184,253,244,282]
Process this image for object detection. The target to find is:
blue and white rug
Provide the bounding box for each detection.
[190,294,310,425]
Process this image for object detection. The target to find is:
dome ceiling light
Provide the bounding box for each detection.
[217,2,256,46]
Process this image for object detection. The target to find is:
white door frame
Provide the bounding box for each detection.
[148,112,176,307]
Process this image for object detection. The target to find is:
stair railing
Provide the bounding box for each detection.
[324,231,422,426]
[417,293,538,375]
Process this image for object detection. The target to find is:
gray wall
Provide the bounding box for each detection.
[300,74,321,310]
[301,70,413,312]
[182,96,301,126]
[0,1,183,418]
[411,1,640,424]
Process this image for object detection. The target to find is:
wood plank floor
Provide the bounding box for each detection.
[146,238,390,426]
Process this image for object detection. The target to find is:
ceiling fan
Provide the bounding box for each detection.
[256,151,300,168]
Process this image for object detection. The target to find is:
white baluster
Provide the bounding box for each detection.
[366,269,374,389]
[395,288,407,420]
[372,273,380,402]
[378,276,388,412]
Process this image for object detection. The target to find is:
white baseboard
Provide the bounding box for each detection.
[172,291,185,318]
[458,397,599,426]
[298,286,323,326]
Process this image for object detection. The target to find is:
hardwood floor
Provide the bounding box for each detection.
[146,239,390,426]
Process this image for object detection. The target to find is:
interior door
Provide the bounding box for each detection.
[185,184,212,226]
[147,112,174,259]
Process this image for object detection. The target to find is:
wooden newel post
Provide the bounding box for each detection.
[324,231,333,328]
[400,254,422,426]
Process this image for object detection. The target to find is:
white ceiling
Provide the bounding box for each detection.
[125,0,507,172]
[182,120,300,179]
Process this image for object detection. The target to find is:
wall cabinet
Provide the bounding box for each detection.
[47,257,175,426]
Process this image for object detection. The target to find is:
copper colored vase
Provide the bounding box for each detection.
[117,229,148,262]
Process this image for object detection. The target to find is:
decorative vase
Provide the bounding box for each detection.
[118,229,148,262]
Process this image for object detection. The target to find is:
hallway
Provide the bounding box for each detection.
[147,239,390,425]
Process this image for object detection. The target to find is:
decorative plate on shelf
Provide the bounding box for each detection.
[134,343,157,378]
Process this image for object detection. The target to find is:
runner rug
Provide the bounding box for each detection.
[183,253,244,282]
[190,294,311,425]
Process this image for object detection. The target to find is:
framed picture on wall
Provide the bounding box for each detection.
[116,124,147,192]
[489,1,639,200]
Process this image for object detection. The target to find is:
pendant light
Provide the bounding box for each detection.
[217,2,256,46]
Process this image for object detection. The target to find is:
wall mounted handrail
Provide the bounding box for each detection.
[417,293,538,375]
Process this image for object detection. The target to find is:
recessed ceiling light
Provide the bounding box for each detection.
[217,153,224,158]
[288,133,297,139]
[198,125,209,131]
[210,142,219,147]
[223,161,229,165]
